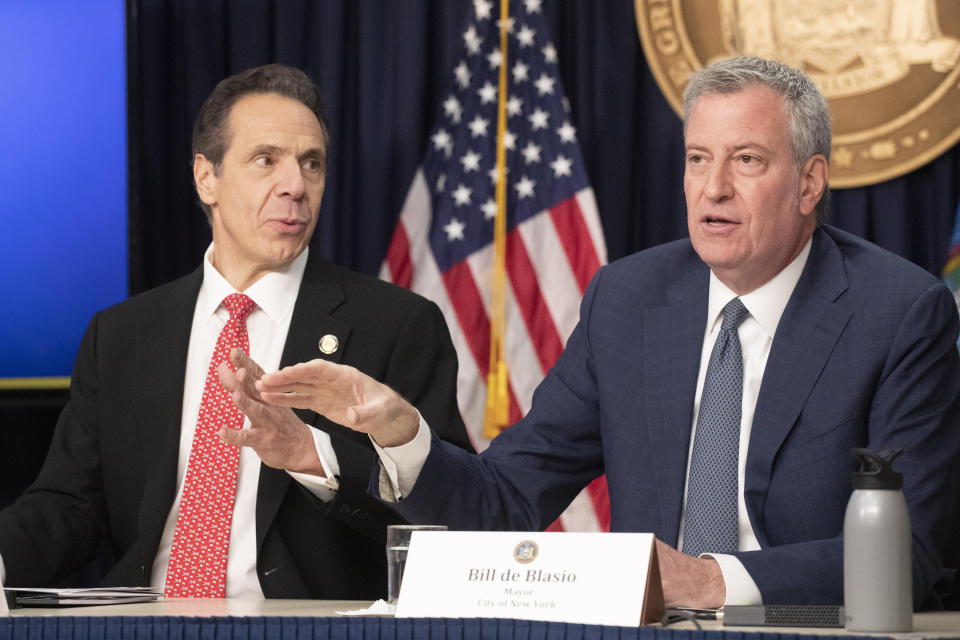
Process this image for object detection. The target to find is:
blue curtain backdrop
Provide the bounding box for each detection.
[126,0,960,294]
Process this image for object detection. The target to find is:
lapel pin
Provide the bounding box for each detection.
[319,334,339,355]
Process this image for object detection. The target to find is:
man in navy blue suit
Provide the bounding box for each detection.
[238,57,960,608]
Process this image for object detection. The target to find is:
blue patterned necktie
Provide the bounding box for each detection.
[681,297,750,557]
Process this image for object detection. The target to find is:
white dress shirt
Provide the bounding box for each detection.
[375,238,812,607]
[150,245,341,598]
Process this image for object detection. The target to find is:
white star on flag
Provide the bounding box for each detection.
[461,150,482,172]
[443,96,462,123]
[557,120,577,143]
[487,164,510,185]
[517,25,536,47]
[551,154,573,177]
[432,129,453,157]
[524,0,542,14]
[515,175,535,199]
[487,48,502,69]
[474,0,493,20]
[521,142,542,165]
[455,62,471,89]
[542,43,557,63]
[464,25,482,54]
[452,184,472,206]
[443,217,465,241]
[478,82,497,104]
[512,61,529,83]
[529,108,549,130]
[507,95,523,117]
[534,73,555,96]
[468,115,490,137]
[481,198,497,220]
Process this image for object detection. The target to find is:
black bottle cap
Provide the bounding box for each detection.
[851,448,903,490]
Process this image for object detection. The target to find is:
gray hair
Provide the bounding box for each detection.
[682,56,831,222]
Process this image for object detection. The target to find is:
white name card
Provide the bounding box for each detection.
[395,531,664,626]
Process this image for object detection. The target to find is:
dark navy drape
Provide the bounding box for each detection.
[126,0,960,294]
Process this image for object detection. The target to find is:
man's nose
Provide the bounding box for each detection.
[704,163,733,202]
[274,159,306,199]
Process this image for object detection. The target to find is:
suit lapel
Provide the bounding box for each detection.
[641,261,709,545]
[745,228,851,545]
[135,268,203,564]
[256,251,353,550]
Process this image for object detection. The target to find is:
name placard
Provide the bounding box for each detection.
[395,531,664,626]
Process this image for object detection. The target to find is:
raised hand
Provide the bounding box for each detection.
[217,348,325,475]
[256,358,420,448]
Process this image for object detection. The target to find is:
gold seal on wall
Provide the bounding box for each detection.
[635,0,960,188]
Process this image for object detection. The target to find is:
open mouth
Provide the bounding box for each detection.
[704,216,738,226]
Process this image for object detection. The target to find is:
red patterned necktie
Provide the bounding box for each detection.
[165,293,256,598]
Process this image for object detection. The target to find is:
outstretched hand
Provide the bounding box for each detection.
[256,358,420,448]
[217,348,325,476]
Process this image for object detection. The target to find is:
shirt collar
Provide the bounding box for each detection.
[197,244,309,323]
[706,236,812,339]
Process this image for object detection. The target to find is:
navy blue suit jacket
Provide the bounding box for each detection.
[388,226,960,605]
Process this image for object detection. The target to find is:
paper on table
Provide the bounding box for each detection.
[336,599,396,616]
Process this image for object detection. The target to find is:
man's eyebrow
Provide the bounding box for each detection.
[246,144,283,159]
[733,142,771,151]
[300,146,326,160]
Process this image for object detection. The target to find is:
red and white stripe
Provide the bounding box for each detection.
[381,169,610,532]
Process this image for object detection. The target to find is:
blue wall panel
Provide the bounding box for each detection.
[0,0,128,379]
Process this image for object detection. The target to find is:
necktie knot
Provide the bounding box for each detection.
[721,298,749,332]
[223,293,256,324]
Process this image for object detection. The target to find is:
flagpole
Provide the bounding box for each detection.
[483,0,512,439]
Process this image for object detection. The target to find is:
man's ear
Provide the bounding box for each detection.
[194,154,218,206]
[798,154,828,217]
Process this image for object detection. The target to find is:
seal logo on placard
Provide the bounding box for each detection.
[635,0,960,187]
[514,540,539,564]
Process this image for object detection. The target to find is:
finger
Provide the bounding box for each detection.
[258,390,310,409]
[233,365,261,400]
[220,425,268,449]
[219,426,251,447]
[264,358,343,386]
[231,348,266,379]
[218,360,240,391]
[229,387,268,423]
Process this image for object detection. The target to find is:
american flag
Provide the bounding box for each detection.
[380,0,610,531]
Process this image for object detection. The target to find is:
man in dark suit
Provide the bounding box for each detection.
[251,57,960,608]
[0,64,472,599]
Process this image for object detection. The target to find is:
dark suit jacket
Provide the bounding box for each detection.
[388,226,960,606]
[0,251,472,599]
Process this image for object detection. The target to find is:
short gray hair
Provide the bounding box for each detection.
[682,56,831,222]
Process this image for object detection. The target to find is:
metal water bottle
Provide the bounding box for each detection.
[843,448,912,632]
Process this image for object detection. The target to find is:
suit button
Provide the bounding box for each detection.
[339,504,352,516]
[352,508,362,518]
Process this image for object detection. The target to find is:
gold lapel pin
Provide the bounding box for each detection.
[319,334,339,355]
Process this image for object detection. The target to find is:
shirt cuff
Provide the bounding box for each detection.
[704,553,763,606]
[372,412,431,500]
[286,426,340,502]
